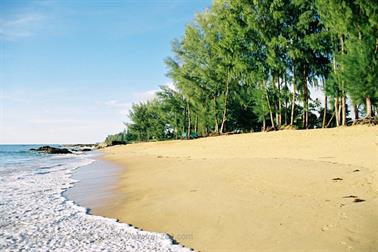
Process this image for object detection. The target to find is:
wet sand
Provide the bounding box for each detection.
[98,126,377,251]
[64,157,122,216]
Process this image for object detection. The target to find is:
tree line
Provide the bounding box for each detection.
[108,0,377,142]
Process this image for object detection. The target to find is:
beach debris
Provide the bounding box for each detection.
[353,169,360,172]
[353,198,365,203]
[332,177,343,181]
[30,146,72,154]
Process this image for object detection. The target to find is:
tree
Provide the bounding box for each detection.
[317,0,378,120]
[107,0,377,144]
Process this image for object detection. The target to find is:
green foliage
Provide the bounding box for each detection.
[317,0,378,115]
[106,0,377,142]
[104,132,127,146]
[127,100,172,142]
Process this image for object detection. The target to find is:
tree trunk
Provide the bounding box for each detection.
[277,76,282,128]
[326,112,335,128]
[187,102,191,140]
[290,68,296,126]
[353,104,359,120]
[268,97,275,129]
[340,35,346,126]
[284,76,288,125]
[273,75,278,127]
[335,97,340,127]
[263,81,275,129]
[332,55,340,127]
[322,94,327,128]
[213,97,219,133]
[366,97,372,118]
[285,100,288,125]
[262,119,266,132]
[194,115,198,134]
[220,73,230,134]
[341,96,346,126]
[303,67,308,129]
[174,113,178,140]
[337,98,342,125]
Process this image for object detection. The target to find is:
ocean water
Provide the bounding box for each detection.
[0,145,189,252]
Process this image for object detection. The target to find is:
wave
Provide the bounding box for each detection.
[0,154,191,252]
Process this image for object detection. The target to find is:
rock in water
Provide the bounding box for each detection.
[30,146,72,154]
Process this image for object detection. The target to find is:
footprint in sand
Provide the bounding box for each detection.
[332,177,343,181]
[353,198,365,203]
[338,212,348,219]
[321,224,334,231]
[343,195,357,198]
[342,195,366,203]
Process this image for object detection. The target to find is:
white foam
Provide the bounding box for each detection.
[0,155,191,252]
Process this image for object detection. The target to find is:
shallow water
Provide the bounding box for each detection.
[0,145,189,251]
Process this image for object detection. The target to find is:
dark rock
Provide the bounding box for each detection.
[70,147,92,152]
[30,146,72,154]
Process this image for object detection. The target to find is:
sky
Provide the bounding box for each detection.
[0,0,212,144]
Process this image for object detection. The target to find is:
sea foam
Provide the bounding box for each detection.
[0,154,190,252]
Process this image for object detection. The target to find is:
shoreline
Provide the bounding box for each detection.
[63,153,122,216]
[59,154,191,251]
[63,153,194,249]
[99,126,378,251]
[0,147,189,251]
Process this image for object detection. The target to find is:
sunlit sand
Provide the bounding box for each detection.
[97,126,378,251]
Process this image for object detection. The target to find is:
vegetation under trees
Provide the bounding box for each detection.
[111,0,378,142]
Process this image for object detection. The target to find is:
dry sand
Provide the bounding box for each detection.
[100,126,378,252]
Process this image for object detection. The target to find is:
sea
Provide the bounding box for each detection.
[0,145,189,252]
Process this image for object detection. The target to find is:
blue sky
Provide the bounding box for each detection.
[0,0,212,144]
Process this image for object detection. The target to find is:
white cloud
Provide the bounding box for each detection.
[0,13,46,40]
[103,87,162,121]
[28,118,79,125]
[103,100,132,116]
[132,89,158,102]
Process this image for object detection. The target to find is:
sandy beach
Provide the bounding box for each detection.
[99,126,378,251]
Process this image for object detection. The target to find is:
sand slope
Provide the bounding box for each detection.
[101,126,378,252]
